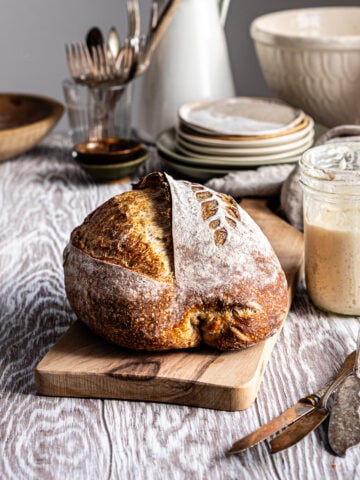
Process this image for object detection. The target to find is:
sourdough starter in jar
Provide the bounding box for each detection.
[300,143,360,315]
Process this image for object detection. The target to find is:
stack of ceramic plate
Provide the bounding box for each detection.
[156,97,316,180]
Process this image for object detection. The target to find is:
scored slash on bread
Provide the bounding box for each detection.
[63,172,288,351]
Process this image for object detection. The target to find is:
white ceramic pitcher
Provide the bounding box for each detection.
[133,0,235,142]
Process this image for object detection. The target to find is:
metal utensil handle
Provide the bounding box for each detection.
[127,0,141,38]
[146,0,181,57]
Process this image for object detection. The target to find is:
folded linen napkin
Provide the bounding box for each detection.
[205,164,294,198]
[140,125,360,230]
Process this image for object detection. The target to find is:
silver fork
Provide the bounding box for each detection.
[65,43,92,84]
[91,44,117,81]
[66,41,123,86]
[65,0,158,86]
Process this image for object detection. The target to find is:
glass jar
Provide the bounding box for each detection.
[62,79,133,145]
[300,143,360,316]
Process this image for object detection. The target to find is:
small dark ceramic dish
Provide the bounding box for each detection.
[77,149,150,182]
[72,138,143,165]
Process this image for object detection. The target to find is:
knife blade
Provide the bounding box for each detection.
[269,350,356,454]
[226,350,357,455]
[226,396,317,455]
[269,407,329,453]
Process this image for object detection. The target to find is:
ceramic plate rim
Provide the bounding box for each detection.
[176,140,313,165]
[164,157,234,180]
[176,130,314,156]
[177,116,314,147]
[156,129,306,167]
[178,97,305,136]
[178,114,309,141]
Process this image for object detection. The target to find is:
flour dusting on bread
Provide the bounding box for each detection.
[64,172,288,351]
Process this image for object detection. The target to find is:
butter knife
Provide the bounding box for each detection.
[226,350,356,455]
[226,395,318,454]
[269,350,356,454]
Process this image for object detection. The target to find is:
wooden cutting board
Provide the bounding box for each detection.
[35,198,304,411]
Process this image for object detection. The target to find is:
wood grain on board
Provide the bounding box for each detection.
[35,198,304,411]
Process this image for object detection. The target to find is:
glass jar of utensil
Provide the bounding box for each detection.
[62,78,133,145]
[300,143,360,316]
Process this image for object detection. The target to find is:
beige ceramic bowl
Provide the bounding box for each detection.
[0,93,64,161]
[251,7,360,127]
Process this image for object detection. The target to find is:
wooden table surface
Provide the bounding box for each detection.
[1,134,359,480]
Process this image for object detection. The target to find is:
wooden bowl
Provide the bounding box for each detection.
[0,93,64,161]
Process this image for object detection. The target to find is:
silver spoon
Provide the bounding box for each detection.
[108,26,121,61]
[86,26,104,59]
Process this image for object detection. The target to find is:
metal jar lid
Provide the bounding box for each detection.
[300,143,360,195]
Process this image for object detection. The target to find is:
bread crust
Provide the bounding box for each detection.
[63,172,288,351]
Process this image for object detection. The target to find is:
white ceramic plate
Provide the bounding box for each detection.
[176,130,314,156]
[177,116,314,148]
[164,157,236,181]
[176,142,313,165]
[178,97,305,136]
[156,129,308,167]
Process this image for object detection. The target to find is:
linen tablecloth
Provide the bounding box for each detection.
[0,133,359,480]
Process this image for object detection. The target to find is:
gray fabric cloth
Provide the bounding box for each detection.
[280,165,302,230]
[205,164,294,198]
[314,125,360,145]
[138,150,166,176]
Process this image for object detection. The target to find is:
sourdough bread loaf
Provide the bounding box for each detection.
[63,172,288,351]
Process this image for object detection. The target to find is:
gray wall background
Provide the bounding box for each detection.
[0,0,358,132]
